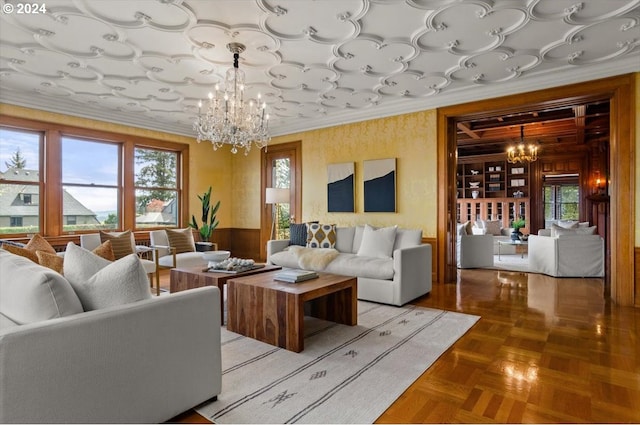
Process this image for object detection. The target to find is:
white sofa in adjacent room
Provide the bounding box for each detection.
[0,248,222,423]
[267,224,432,306]
[528,234,604,277]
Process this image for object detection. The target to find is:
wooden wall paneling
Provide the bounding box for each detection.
[422,237,437,285]
[229,228,261,261]
[636,247,640,308]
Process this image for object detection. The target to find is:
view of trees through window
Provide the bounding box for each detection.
[544,183,579,226]
[135,148,179,228]
[273,158,291,240]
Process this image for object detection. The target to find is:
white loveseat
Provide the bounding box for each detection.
[528,234,604,277]
[267,225,432,306]
[0,249,222,423]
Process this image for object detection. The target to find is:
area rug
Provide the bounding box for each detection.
[196,301,479,424]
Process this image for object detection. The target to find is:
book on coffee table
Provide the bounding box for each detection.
[274,269,319,283]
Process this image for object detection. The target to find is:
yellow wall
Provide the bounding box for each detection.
[0,103,235,228]
[231,110,438,237]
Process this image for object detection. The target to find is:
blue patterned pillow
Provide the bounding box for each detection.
[289,223,309,246]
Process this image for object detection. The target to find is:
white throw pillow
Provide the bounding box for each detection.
[557,220,579,229]
[64,242,151,311]
[357,224,398,259]
[483,220,502,236]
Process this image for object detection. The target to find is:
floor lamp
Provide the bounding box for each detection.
[265,187,290,240]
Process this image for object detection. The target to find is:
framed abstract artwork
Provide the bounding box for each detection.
[363,158,396,212]
[327,162,355,212]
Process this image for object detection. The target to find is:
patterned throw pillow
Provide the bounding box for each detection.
[100,230,134,260]
[306,223,337,248]
[165,228,196,254]
[289,221,318,246]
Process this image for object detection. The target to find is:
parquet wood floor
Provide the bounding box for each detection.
[163,268,640,424]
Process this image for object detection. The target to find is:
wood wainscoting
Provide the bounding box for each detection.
[636,247,640,308]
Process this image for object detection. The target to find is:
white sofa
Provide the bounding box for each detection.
[457,234,494,268]
[267,225,432,306]
[528,234,604,277]
[0,249,222,423]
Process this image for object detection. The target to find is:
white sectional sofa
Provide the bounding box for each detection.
[528,234,604,277]
[0,249,222,423]
[267,225,432,306]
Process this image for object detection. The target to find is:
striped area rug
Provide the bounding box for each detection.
[196,301,479,424]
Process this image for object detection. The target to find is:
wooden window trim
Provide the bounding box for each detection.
[0,115,189,238]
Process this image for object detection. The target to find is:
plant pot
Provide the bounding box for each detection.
[511,230,521,241]
[195,242,214,252]
[471,190,479,199]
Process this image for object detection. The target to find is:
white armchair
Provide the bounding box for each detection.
[528,234,604,277]
[456,234,494,269]
[149,229,208,270]
[79,233,160,295]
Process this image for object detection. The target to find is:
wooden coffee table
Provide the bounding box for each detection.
[169,264,281,324]
[226,271,357,352]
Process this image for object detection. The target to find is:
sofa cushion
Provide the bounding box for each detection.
[479,219,502,236]
[324,253,394,280]
[36,250,64,274]
[357,225,397,259]
[25,233,57,255]
[335,226,356,253]
[393,228,422,251]
[165,228,196,254]
[64,243,151,311]
[93,240,116,261]
[289,222,309,246]
[0,249,83,324]
[306,223,337,248]
[2,243,39,263]
[352,225,366,253]
[100,230,134,259]
[551,224,597,237]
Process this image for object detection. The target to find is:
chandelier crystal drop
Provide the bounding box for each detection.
[193,43,270,155]
[507,126,539,164]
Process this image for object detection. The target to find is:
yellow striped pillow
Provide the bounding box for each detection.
[165,228,196,254]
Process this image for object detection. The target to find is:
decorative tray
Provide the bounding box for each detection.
[205,264,264,274]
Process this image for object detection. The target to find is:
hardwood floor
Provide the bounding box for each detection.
[162,268,640,424]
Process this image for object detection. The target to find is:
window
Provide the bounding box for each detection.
[544,176,580,226]
[0,128,41,234]
[0,117,188,238]
[272,157,291,240]
[135,147,179,228]
[62,137,119,232]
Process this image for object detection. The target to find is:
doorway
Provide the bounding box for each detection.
[437,75,635,306]
[260,141,302,260]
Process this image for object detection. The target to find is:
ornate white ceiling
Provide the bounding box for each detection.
[1,0,638,137]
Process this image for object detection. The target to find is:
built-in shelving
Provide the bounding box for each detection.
[457,157,529,199]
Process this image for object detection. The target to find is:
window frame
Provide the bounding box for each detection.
[0,115,189,238]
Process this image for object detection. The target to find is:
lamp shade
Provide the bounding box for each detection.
[265,187,290,204]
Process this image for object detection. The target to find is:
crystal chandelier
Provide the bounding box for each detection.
[507,126,539,164]
[193,43,270,155]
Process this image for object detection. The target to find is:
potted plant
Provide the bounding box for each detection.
[510,216,526,241]
[189,186,220,250]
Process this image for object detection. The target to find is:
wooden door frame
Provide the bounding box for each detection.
[260,141,302,260]
[437,74,636,306]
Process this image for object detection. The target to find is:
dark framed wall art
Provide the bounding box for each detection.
[327,162,355,212]
[363,158,396,212]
